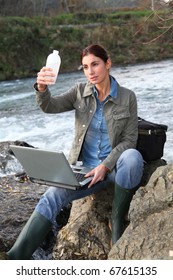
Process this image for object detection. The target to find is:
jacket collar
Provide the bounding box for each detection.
[83,82,94,97]
[83,76,121,104]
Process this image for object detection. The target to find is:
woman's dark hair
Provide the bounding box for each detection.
[80,44,109,64]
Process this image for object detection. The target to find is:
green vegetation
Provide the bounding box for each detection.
[0,10,172,81]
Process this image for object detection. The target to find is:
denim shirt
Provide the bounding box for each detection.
[82,76,117,168]
[35,75,138,171]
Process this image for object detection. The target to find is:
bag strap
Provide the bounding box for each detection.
[138,129,166,135]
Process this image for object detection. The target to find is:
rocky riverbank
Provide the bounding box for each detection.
[0,141,173,260]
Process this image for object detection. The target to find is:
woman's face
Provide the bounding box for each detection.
[82,54,111,85]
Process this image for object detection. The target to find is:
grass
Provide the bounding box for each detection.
[0,9,172,80]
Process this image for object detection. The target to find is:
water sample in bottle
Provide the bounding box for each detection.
[46,50,61,84]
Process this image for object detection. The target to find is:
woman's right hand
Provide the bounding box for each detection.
[36,66,55,92]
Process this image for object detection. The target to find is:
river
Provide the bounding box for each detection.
[0,59,172,168]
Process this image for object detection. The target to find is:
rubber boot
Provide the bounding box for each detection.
[111,183,137,245]
[6,211,52,260]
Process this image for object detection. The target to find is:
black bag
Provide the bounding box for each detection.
[136,117,168,162]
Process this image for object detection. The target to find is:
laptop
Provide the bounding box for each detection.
[10,145,93,190]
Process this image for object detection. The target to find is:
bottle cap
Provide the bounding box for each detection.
[53,50,59,55]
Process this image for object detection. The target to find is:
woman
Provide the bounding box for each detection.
[0,44,143,260]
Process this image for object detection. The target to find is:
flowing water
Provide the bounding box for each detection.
[0,59,173,174]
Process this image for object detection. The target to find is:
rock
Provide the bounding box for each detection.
[52,188,113,260]
[0,141,171,260]
[52,159,168,260]
[0,175,47,250]
[0,141,71,259]
[108,163,173,260]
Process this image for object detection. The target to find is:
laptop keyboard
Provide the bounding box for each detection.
[74,172,86,182]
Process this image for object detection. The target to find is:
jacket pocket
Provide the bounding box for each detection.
[105,106,130,139]
[73,98,88,112]
[105,106,130,121]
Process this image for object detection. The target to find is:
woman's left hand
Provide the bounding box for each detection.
[85,163,110,188]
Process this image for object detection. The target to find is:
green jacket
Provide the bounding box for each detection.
[35,79,138,171]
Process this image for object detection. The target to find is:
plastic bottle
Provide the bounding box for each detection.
[46,50,61,84]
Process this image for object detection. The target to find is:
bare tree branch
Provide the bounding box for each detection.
[143,23,173,44]
[133,11,155,37]
[133,4,173,44]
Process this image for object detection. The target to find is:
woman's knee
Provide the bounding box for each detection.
[43,187,60,202]
[117,148,143,169]
[115,149,144,189]
[35,187,67,222]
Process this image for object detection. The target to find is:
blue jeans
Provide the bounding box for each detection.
[35,148,143,224]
